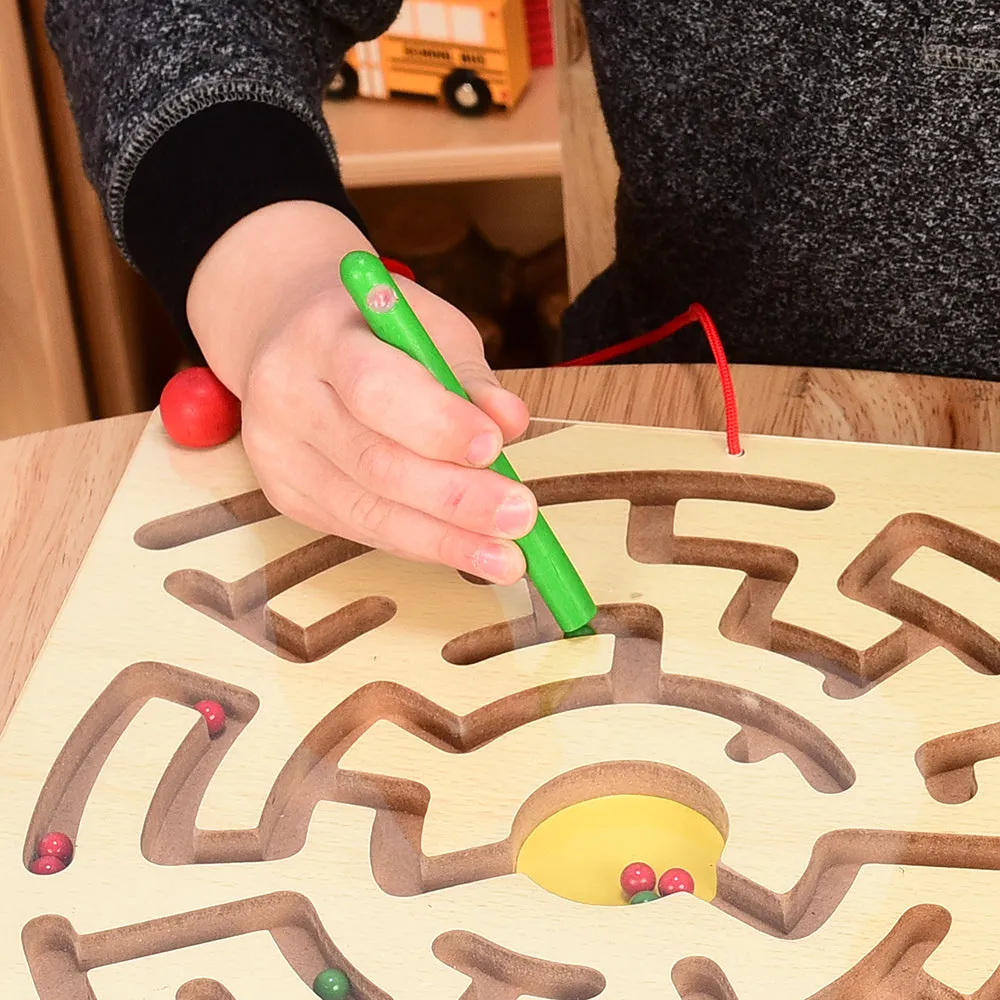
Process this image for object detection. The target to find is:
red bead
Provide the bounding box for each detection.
[194,700,226,737]
[30,856,66,875]
[658,867,695,896]
[159,367,241,448]
[37,831,73,864]
[620,862,656,898]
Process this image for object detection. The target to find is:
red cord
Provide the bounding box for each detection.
[379,255,742,455]
[557,303,743,456]
[380,257,416,282]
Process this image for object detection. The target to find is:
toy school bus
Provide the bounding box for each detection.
[327,0,531,116]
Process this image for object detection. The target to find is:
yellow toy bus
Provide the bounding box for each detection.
[327,0,531,116]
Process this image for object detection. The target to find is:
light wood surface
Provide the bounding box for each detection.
[3,404,1000,997]
[552,0,617,296]
[0,0,88,437]
[0,416,146,730]
[326,67,560,188]
[3,363,1000,746]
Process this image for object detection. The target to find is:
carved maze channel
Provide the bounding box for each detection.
[22,892,606,1000]
[916,722,1000,805]
[22,893,389,1000]
[671,905,1000,1000]
[28,469,1000,998]
[134,474,1000,702]
[25,622,1000,946]
[25,629,849,876]
[133,471,835,663]
[525,473,1000,698]
[135,490,394,662]
[23,896,1000,1000]
[21,662,259,871]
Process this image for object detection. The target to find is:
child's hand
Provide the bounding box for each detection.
[186,201,535,585]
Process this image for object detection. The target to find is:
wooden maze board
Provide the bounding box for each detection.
[2,410,1000,1000]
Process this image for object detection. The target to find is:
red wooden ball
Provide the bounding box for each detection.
[159,367,241,448]
[620,861,656,898]
[194,699,227,737]
[658,867,695,896]
[30,855,66,875]
[37,831,73,864]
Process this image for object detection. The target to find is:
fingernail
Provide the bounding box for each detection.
[466,430,502,467]
[494,493,536,538]
[473,544,519,583]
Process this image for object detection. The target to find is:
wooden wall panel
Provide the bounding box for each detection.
[552,0,618,297]
[23,0,178,419]
[0,0,88,437]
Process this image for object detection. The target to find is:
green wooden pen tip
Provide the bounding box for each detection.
[564,623,596,638]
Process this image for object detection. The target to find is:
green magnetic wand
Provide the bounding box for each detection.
[340,250,597,636]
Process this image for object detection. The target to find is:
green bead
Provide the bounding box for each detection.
[313,968,351,999]
[629,890,659,904]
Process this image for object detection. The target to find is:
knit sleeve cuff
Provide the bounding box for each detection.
[122,100,366,345]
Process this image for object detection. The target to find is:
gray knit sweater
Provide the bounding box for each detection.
[46,1,1000,379]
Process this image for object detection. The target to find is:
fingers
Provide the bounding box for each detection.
[316,285,531,461]
[413,286,531,442]
[456,364,531,444]
[241,278,539,587]
[296,378,538,541]
[252,440,527,584]
[320,306,507,468]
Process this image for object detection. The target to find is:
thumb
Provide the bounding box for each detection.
[407,282,532,442]
[452,353,530,444]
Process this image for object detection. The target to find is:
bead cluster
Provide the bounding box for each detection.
[29,831,74,875]
[620,861,696,904]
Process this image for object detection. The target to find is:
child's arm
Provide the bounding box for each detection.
[45,0,537,584]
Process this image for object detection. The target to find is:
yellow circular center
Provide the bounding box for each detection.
[515,794,725,906]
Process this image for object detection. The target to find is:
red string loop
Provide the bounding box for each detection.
[557,303,743,456]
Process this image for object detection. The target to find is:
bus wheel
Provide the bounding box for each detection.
[443,70,492,116]
[326,62,359,100]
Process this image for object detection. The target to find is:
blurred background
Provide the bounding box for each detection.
[1,0,572,440]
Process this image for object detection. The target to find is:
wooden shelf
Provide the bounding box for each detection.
[325,66,561,188]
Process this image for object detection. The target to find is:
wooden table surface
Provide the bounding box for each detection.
[3,362,999,734]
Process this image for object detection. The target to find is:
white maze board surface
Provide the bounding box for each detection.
[2,412,1000,1000]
